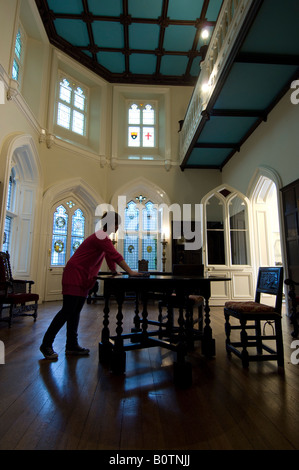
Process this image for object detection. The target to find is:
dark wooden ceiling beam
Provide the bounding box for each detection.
[208,109,267,120]
[81,0,97,64]
[121,0,131,74]
[236,52,299,66]
[155,0,169,76]
[194,143,240,150]
[48,12,215,28]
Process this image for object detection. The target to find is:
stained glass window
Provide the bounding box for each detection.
[142,201,157,231]
[6,172,16,212]
[142,127,154,148]
[57,76,87,136]
[3,170,16,253]
[127,102,156,148]
[70,209,85,257]
[129,104,140,124]
[124,235,139,270]
[143,104,155,125]
[142,235,157,270]
[50,203,85,266]
[57,103,71,129]
[3,217,12,253]
[123,200,158,270]
[12,60,19,82]
[128,127,140,147]
[12,27,25,83]
[15,30,22,60]
[74,87,85,110]
[51,205,68,266]
[125,201,139,230]
[59,79,72,103]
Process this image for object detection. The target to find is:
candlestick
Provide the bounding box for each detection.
[161,237,168,272]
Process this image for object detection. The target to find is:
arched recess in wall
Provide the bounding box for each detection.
[247,166,285,277]
[0,133,42,280]
[110,176,171,208]
[110,177,171,271]
[38,177,104,301]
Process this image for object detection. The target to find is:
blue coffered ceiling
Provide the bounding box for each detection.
[35,0,223,86]
[35,0,299,170]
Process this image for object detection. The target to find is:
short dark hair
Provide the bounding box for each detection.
[101,211,121,231]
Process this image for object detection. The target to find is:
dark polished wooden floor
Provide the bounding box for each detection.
[0,299,299,451]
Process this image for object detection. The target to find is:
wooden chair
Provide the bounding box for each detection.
[224,267,284,368]
[138,259,148,272]
[0,251,39,327]
[284,278,299,337]
[157,264,204,345]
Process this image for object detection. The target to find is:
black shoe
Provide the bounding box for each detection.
[40,344,58,360]
[65,345,90,356]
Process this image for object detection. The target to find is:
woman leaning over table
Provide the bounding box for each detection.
[40,211,142,359]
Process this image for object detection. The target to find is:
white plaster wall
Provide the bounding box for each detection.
[222,90,299,194]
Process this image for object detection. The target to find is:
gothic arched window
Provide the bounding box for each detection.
[57,75,88,136]
[123,200,158,270]
[51,202,85,266]
[127,102,156,148]
[205,189,249,266]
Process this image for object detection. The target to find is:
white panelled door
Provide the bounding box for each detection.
[203,188,254,306]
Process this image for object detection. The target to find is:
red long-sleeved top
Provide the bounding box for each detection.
[62,230,124,297]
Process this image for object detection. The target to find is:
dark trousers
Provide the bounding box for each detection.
[42,295,86,348]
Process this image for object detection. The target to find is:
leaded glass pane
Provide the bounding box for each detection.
[51,205,68,266]
[124,235,138,270]
[128,126,140,147]
[143,104,154,125]
[229,196,247,230]
[142,127,154,147]
[206,195,224,229]
[125,201,139,230]
[72,110,85,135]
[53,205,68,235]
[51,235,67,266]
[12,60,19,81]
[59,79,71,103]
[72,209,85,237]
[142,201,157,231]
[57,103,71,129]
[230,231,248,265]
[6,174,16,211]
[129,104,140,124]
[70,237,83,257]
[206,195,225,265]
[142,235,157,269]
[15,30,22,59]
[229,196,248,265]
[74,87,85,110]
[3,216,12,253]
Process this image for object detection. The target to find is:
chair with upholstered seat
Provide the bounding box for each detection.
[0,251,39,327]
[224,266,284,368]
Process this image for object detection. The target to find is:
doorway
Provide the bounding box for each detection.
[45,199,86,301]
[0,135,41,279]
[252,176,282,269]
[251,174,283,306]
